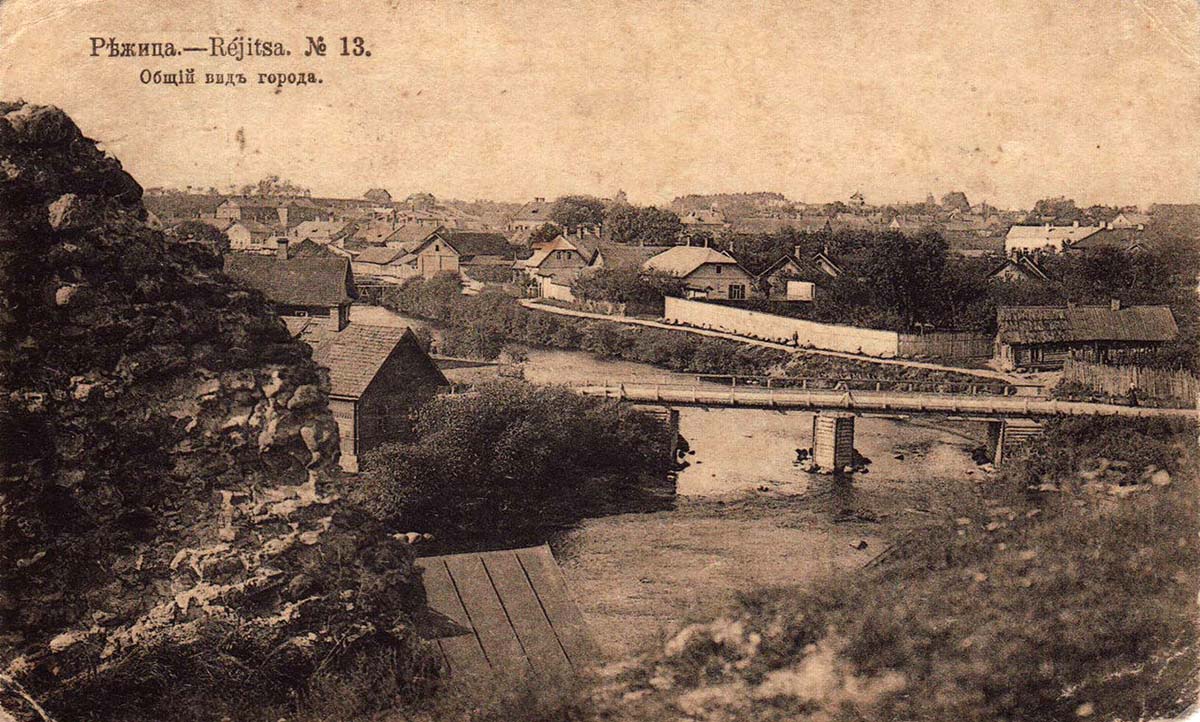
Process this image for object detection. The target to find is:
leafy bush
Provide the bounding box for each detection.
[356,381,672,549]
[572,268,687,315]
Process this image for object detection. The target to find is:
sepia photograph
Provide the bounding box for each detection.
[1,1,1199,720]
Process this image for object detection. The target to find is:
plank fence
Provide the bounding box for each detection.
[1061,359,1199,405]
[897,332,994,360]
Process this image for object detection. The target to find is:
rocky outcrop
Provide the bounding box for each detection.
[0,102,433,721]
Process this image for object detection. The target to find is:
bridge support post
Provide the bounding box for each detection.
[812,411,855,472]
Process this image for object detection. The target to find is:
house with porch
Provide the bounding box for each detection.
[994,302,1178,371]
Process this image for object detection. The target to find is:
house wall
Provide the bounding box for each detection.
[538,277,576,302]
[353,336,448,459]
[328,397,358,472]
[416,243,459,278]
[683,263,755,300]
[663,297,900,357]
[352,260,419,281]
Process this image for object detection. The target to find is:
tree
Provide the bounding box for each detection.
[166,220,230,255]
[240,175,310,197]
[528,222,562,247]
[1031,196,1081,223]
[549,195,606,232]
[572,268,688,315]
[606,204,683,246]
[940,191,970,212]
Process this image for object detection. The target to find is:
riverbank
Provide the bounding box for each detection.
[520,298,1021,384]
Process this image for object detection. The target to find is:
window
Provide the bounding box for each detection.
[729,284,746,300]
[715,265,723,274]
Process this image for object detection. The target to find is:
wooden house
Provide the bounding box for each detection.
[642,246,754,300]
[296,323,448,472]
[987,255,1049,283]
[223,250,357,331]
[994,302,1178,371]
[756,254,824,301]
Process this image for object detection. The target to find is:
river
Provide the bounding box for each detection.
[350,304,987,497]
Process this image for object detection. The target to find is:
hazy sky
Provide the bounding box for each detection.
[2,0,1198,208]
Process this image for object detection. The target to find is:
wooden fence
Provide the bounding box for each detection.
[1061,359,1199,405]
[897,332,994,360]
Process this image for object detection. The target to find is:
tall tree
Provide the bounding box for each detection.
[606,204,682,246]
[549,195,606,231]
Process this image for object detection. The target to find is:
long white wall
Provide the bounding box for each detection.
[663,297,900,357]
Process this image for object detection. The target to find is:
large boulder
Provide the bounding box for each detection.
[0,103,435,721]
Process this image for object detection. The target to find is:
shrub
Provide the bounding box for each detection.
[357,381,672,549]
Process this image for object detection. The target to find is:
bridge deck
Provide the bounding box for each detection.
[575,383,1197,418]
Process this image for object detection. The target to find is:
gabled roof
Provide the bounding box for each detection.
[223,254,357,307]
[512,198,554,222]
[591,242,673,270]
[288,238,343,259]
[988,255,1048,281]
[354,246,409,265]
[811,251,844,277]
[643,246,742,277]
[757,254,827,283]
[1005,224,1102,248]
[443,230,516,258]
[1066,228,1149,253]
[520,235,591,269]
[996,305,1178,345]
[302,324,447,399]
[291,220,350,240]
[385,224,437,245]
[232,219,276,235]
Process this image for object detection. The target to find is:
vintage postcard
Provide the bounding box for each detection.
[1,1,1198,720]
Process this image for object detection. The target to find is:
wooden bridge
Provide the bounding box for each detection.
[574,381,1198,419]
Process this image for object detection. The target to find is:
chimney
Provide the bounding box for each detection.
[1110,299,1121,311]
[794,244,803,259]
[275,237,288,260]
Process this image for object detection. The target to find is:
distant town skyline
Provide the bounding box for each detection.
[2,0,1197,209]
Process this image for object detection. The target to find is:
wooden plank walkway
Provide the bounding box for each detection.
[574,383,1199,418]
[415,545,592,683]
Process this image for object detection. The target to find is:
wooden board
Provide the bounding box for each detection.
[415,557,490,679]
[443,553,532,678]
[481,551,574,682]
[515,545,594,669]
[417,545,593,681]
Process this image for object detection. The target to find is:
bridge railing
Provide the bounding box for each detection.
[690,373,1037,397]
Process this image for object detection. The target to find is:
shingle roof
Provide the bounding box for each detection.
[442,230,515,259]
[385,224,436,245]
[354,246,408,265]
[1066,228,1149,252]
[305,324,445,398]
[593,242,672,270]
[643,246,740,276]
[223,254,356,307]
[996,305,1178,345]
